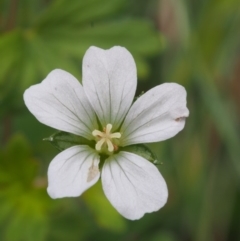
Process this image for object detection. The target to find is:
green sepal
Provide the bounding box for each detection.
[43,131,94,151]
[119,144,158,164]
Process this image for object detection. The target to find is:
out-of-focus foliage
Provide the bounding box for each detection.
[0,0,164,118]
[1,0,240,240]
[0,134,50,241]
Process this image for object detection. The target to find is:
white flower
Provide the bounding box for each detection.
[23,46,189,220]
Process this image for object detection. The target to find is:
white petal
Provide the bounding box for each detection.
[47,145,100,199]
[101,151,168,220]
[120,83,189,146]
[82,46,137,131]
[24,69,98,140]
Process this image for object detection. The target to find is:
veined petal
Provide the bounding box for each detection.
[24,69,98,140]
[82,46,137,131]
[120,83,189,146]
[47,145,100,198]
[101,151,168,220]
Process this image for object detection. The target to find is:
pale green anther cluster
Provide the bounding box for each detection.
[92,124,121,153]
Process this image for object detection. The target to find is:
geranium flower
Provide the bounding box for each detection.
[24,46,189,220]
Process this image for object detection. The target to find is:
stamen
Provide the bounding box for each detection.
[92,130,104,137]
[106,139,114,152]
[110,133,121,138]
[106,124,113,134]
[113,144,119,151]
[92,123,122,153]
[96,138,105,151]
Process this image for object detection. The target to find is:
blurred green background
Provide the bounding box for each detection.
[1,0,240,240]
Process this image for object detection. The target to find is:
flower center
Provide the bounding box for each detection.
[92,124,121,153]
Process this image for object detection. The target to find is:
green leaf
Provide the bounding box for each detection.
[0,133,37,185]
[37,18,164,79]
[0,134,51,241]
[195,73,240,176]
[149,231,177,241]
[44,131,94,151]
[0,30,23,85]
[2,190,49,241]
[35,0,126,28]
[120,144,158,164]
[82,182,126,232]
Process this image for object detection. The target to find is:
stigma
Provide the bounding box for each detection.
[92,124,121,152]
